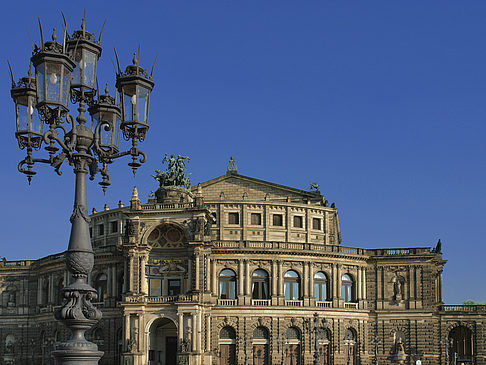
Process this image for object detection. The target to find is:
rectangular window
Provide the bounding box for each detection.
[89,227,92,238]
[312,218,321,230]
[111,221,118,233]
[251,213,262,225]
[273,214,283,226]
[98,224,104,236]
[293,216,303,228]
[149,279,161,296]
[228,212,239,225]
[167,279,181,296]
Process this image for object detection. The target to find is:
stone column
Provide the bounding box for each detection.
[278,261,283,297]
[124,314,130,347]
[357,267,362,301]
[308,262,312,298]
[332,264,337,302]
[410,266,416,300]
[124,257,129,295]
[197,310,202,352]
[140,255,147,295]
[192,313,197,352]
[362,267,366,300]
[206,314,211,352]
[271,261,277,296]
[206,256,211,292]
[111,265,117,298]
[178,312,184,346]
[210,259,216,293]
[195,252,200,292]
[238,260,244,297]
[49,273,55,304]
[128,253,135,294]
[245,260,251,303]
[188,258,193,292]
[37,277,42,305]
[337,264,342,307]
[303,262,308,298]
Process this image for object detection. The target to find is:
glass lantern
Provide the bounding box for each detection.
[66,29,102,96]
[11,70,43,149]
[116,56,154,141]
[88,87,121,153]
[31,33,75,124]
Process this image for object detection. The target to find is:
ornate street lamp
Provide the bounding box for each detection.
[9,15,155,365]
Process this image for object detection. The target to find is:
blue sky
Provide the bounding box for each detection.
[1,1,485,304]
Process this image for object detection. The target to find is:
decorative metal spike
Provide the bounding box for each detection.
[114,48,121,75]
[61,11,68,34]
[38,18,44,49]
[99,19,107,42]
[7,61,15,87]
[150,54,158,78]
[26,29,34,51]
[28,63,33,78]
[82,9,86,37]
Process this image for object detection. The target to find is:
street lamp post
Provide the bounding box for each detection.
[371,333,381,365]
[281,333,286,365]
[313,313,320,365]
[9,15,154,365]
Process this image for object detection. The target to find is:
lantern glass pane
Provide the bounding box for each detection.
[36,64,45,103]
[99,111,115,146]
[83,50,97,89]
[72,48,82,86]
[46,62,62,103]
[115,114,121,147]
[62,71,70,107]
[31,101,42,134]
[137,85,149,124]
[16,96,29,132]
[122,84,136,122]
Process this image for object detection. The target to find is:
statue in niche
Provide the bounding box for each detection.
[391,332,407,364]
[5,341,14,354]
[392,272,404,302]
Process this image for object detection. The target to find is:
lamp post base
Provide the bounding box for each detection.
[52,350,103,365]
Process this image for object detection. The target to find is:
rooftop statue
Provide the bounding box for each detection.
[153,154,191,189]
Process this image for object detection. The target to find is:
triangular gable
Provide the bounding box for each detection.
[192,172,322,202]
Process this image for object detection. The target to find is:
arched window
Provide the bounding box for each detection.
[219,269,236,299]
[314,272,328,302]
[219,326,236,365]
[284,270,300,300]
[341,274,354,302]
[94,273,108,302]
[252,269,269,299]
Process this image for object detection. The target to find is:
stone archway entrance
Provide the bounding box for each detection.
[449,326,473,364]
[149,318,178,365]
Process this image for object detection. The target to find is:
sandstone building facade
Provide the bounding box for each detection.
[0,166,485,365]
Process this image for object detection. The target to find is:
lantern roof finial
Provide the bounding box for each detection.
[52,28,57,42]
